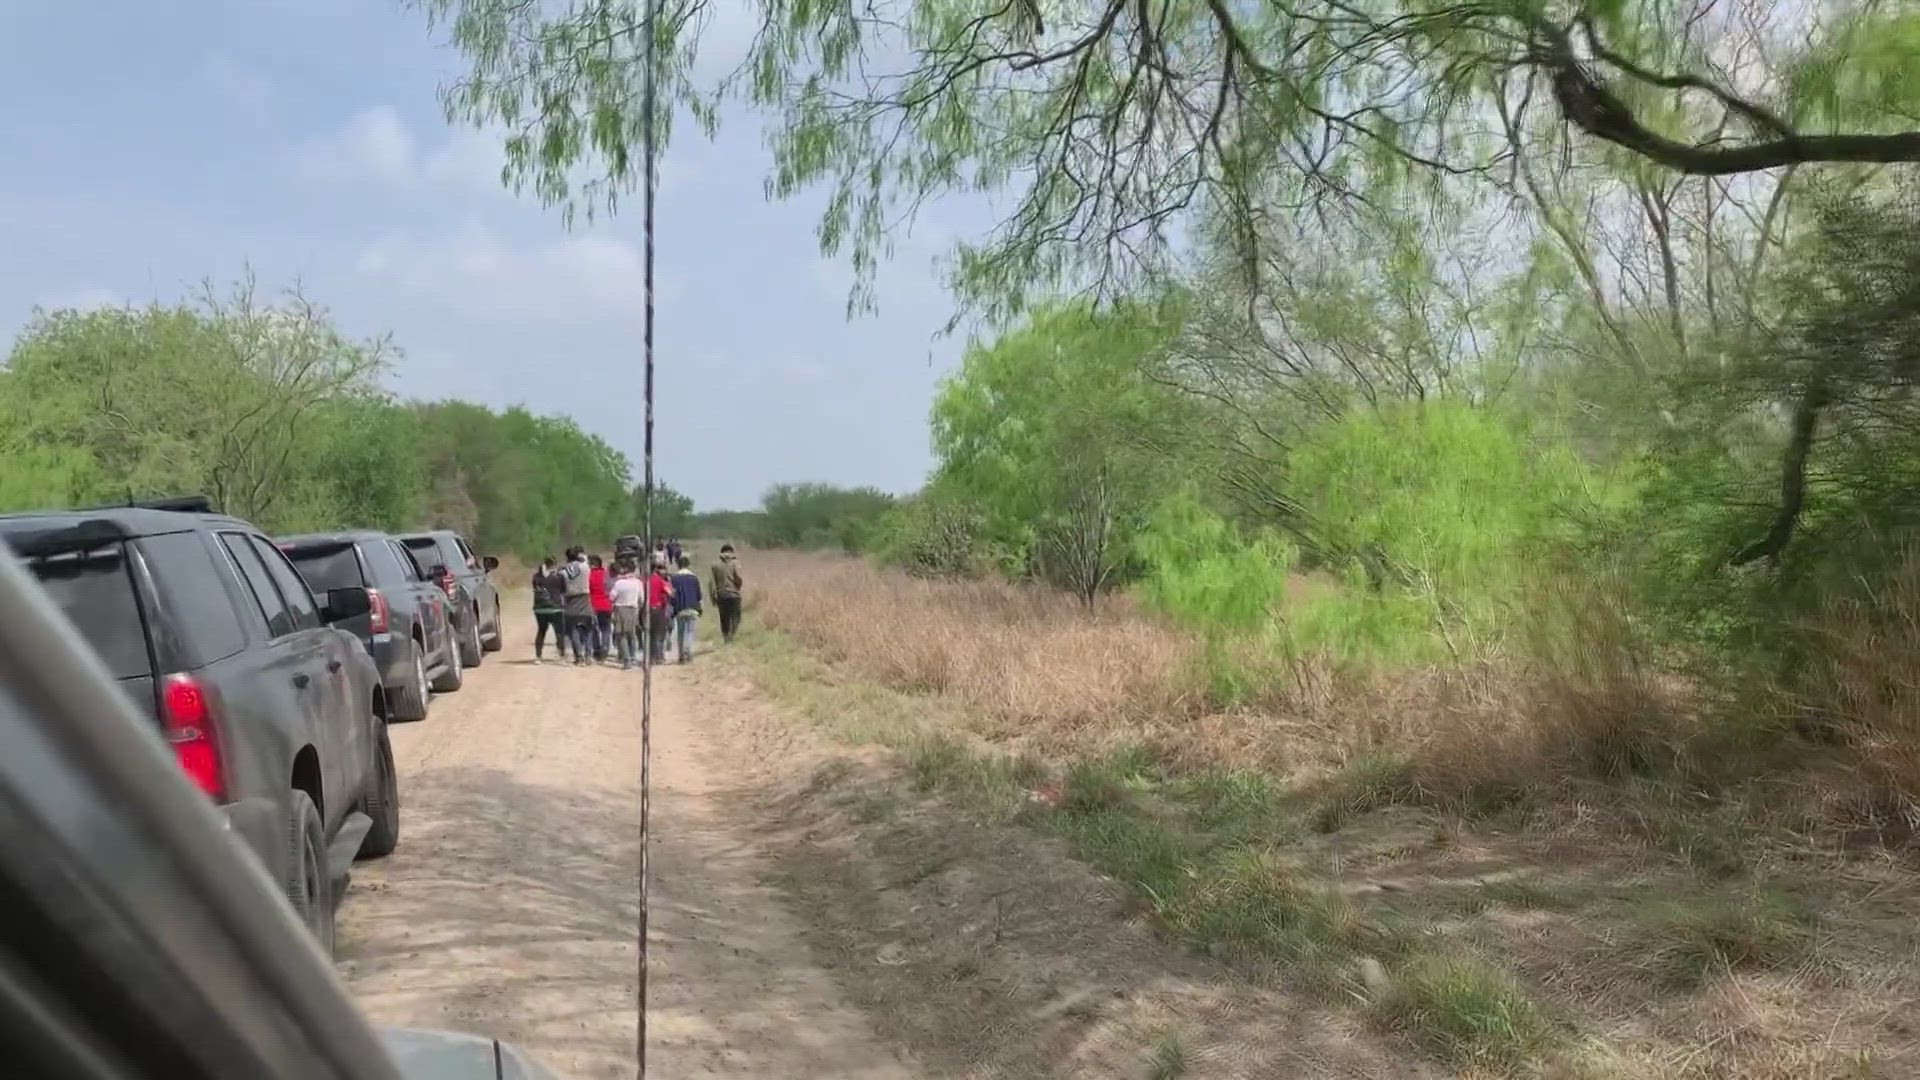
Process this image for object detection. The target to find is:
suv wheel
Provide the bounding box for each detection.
[457,610,484,668]
[283,790,335,955]
[391,640,430,722]
[481,604,503,653]
[358,725,400,860]
[429,632,464,692]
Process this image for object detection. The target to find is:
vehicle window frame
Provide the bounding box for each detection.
[218,531,296,640]
[20,541,155,681]
[452,535,479,570]
[249,536,321,632]
[282,542,367,595]
[360,539,407,588]
[136,530,248,669]
[390,541,425,581]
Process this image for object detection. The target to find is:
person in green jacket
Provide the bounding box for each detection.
[709,544,744,643]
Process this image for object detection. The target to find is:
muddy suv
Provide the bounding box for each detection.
[398,530,502,668]
[0,497,401,954]
[280,530,464,720]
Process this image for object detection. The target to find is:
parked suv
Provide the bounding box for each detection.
[0,497,400,954]
[397,530,502,667]
[279,531,463,721]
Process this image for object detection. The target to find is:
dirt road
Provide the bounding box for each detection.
[336,614,918,1079]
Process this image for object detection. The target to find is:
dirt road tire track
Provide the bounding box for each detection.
[337,607,917,1079]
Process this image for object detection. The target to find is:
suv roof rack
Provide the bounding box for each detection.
[80,494,217,514]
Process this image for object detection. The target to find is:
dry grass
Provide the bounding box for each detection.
[748,550,1199,743]
[1800,554,1920,822]
[735,550,1920,1078]
[746,551,1700,804]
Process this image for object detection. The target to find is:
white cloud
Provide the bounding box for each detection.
[293,105,417,188]
[291,107,513,197]
[355,220,649,323]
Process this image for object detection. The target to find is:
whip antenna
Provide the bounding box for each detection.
[637,0,660,1071]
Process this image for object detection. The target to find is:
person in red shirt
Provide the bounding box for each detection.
[587,554,613,663]
[646,557,675,664]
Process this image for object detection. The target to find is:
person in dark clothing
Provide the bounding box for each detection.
[709,543,744,643]
[531,556,569,663]
[665,537,683,566]
[669,554,703,662]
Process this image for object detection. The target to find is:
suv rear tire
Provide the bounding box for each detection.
[358,726,400,860]
[283,790,334,955]
[457,610,484,668]
[391,640,430,722]
[429,635,464,692]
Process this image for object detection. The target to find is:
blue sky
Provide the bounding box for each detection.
[0,1,984,510]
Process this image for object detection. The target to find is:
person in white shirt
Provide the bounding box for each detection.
[608,562,645,669]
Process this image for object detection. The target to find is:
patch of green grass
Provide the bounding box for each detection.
[1479,876,1574,911]
[907,734,973,792]
[1147,1031,1188,1080]
[1312,751,1416,832]
[1640,888,1817,987]
[1168,850,1413,969]
[1373,953,1557,1070]
[1175,769,1302,846]
[1641,802,1756,878]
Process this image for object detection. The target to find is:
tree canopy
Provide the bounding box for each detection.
[417,0,1920,317]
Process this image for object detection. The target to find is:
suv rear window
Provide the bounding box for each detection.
[284,544,365,593]
[23,546,151,680]
[403,536,452,572]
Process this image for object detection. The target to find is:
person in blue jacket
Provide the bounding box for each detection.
[668,554,704,662]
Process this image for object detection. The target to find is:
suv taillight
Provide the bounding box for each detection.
[162,673,225,800]
[438,571,457,601]
[367,587,390,634]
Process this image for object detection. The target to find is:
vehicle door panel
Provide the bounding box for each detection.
[392,540,448,656]
[220,533,348,830]
[251,535,367,822]
[133,532,287,809]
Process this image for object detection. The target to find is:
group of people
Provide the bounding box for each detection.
[529,542,746,669]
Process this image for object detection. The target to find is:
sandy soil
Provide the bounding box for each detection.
[339,607,1421,1079]
[336,612,916,1079]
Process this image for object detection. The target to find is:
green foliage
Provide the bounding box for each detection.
[1135,491,1294,632]
[932,302,1188,599]
[757,482,897,550]
[0,286,653,558]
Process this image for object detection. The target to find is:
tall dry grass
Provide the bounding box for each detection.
[744,552,1691,793]
[747,551,1200,745]
[1800,553,1920,819]
[747,549,1920,818]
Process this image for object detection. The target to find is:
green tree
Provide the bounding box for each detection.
[419,0,1920,319]
[931,303,1188,603]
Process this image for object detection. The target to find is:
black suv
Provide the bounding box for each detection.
[280,531,464,721]
[0,498,401,954]
[398,529,502,667]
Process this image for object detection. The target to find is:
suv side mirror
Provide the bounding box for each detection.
[482,556,499,573]
[322,587,372,622]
